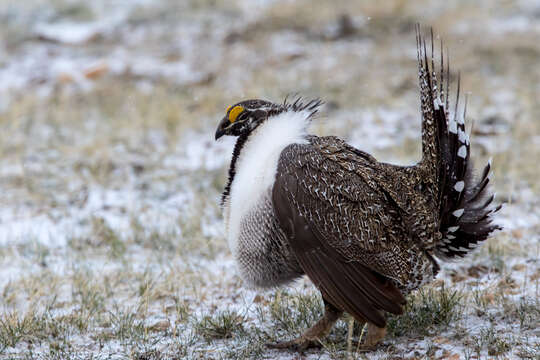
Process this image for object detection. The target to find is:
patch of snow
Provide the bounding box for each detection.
[34,22,104,45]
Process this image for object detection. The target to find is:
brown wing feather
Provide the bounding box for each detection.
[272,143,407,326]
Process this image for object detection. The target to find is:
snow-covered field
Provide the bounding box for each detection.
[0,0,538,359]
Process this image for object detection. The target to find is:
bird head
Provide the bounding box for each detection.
[214,99,279,140]
[214,98,323,140]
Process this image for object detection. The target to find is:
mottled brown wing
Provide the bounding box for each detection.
[271,141,407,327]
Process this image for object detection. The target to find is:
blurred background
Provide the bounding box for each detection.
[0,0,538,359]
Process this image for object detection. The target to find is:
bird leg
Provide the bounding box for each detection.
[356,322,387,351]
[365,322,387,349]
[267,299,343,351]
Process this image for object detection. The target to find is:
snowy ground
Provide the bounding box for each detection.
[0,0,539,359]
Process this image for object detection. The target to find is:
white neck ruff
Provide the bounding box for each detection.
[225,110,310,254]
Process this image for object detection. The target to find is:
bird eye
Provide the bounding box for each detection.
[236,112,248,122]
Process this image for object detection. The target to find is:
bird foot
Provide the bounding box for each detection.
[266,336,322,351]
[267,299,342,352]
[355,323,386,352]
[355,343,379,352]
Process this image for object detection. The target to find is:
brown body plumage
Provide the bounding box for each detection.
[215,27,501,350]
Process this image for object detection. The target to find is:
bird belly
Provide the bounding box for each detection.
[234,190,304,288]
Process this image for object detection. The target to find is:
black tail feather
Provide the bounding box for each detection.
[415,26,502,260]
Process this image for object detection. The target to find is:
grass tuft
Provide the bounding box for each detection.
[107,307,147,344]
[0,311,48,354]
[91,216,127,258]
[266,290,323,337]
[387,284,464,337]
[195,310,245,341]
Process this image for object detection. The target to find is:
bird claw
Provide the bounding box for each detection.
[355,343,379,352]
[266,337,322,352]
[266,300,341,352]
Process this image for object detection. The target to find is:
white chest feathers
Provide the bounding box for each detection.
[224,110,310,254]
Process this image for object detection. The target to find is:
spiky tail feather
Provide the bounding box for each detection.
[416,25,502,259]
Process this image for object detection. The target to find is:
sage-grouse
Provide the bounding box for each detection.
[215,28,501,350]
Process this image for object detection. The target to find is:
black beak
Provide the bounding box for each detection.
[215,116,228,140]
[215,127,225,141]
